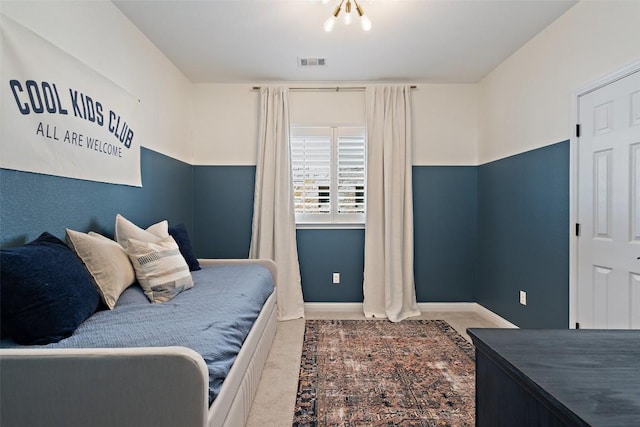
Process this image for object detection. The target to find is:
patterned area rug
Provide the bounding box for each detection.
[292,320,476,427]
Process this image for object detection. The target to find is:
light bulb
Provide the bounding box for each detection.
[344,0,352,25]
[344,10,352,25]
[354,1,371,31]
[324,16,337,32]
[360,14,372,31]
[321,0,329,4]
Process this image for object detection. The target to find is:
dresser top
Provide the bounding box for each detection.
[468,328,640,427]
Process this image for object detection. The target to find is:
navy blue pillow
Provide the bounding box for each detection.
[168,224,201,271]
[0,232,101,345]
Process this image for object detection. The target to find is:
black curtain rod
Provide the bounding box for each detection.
[251,85,417,91]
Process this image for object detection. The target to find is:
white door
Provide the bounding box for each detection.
[577,69,640,329]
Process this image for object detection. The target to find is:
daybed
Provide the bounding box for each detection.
[0,217,278,427]
[0,259,277,427]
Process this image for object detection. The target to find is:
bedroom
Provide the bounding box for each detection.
[1,0,639,425]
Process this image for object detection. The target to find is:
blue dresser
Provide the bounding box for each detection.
[468,328,640,426]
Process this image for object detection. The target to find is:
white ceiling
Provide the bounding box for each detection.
[113,0,578,84]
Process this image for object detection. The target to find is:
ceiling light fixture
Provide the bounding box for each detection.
[323,0,372,32]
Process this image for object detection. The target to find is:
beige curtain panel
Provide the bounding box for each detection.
[249,86,305,321]
[363,85,420,322]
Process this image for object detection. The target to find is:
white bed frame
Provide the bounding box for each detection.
[0,259,278,427]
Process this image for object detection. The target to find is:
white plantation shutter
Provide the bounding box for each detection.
[291,126,365,224]
[337,128,366,221]
[291,127,332,221]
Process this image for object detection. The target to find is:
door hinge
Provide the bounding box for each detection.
[575,223,581,237]
[576,124,581,138]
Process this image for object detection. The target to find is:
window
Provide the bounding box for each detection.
[291,126,366,225]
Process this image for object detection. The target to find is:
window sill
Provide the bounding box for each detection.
[296,222,365,230]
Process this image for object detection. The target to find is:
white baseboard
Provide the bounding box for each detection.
[473,304,519,329]
[304,302,363,313]
[303,302,518,328]
[416,302,478,312]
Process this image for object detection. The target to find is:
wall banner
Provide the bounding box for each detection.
[0,14,142,187]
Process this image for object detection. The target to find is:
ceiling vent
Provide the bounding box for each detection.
[298,57,326,67]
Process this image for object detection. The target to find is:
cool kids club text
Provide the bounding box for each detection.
[9,79,135,149]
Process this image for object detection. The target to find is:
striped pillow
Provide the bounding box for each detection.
[115,214,168,249]
[125,235,193,303]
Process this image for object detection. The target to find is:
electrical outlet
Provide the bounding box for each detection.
[519,290,527,306]
[333,272,340,284]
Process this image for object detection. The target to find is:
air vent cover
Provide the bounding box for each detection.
[298,57,327,67]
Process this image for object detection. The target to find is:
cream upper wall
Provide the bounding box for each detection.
[190,84,258,166]
[190,84,370,166]
[413,84,477,166]
[1,1,193,163]
[2,0,478,168]
[8,1,630,167]
[190,83,478,166]
[478,0,640,164]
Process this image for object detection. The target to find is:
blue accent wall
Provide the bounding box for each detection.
[413,167,477,302]
[477,141,570,328]
[192,166,255,259]
[2,143,570,328]
[191,166,364,302]
[297,229,365,302]
[0,147,193,247]
[190,165,478,303]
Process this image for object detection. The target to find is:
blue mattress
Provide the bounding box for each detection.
[1,264,274,404]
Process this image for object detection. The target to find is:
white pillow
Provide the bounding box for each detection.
[125,235,193,303]
[114,214,168,249]
[65,229,136,309]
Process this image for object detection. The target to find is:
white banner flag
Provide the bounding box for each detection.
[1,14,142,187]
